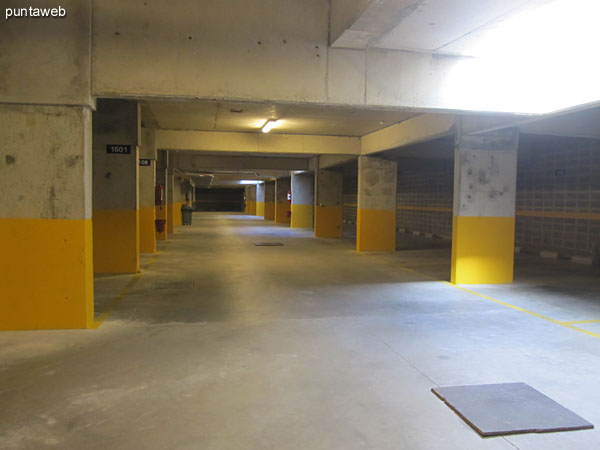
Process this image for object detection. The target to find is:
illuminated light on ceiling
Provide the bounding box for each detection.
[444,0,600,114]
[238,180,261,185]
[261,119,281,133]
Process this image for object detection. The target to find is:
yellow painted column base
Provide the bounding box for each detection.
[246,201,257,215]
[173,202,183,227]
[264,201,275,220]
[140,205,157,253]
[356,208,396,252]
[451,216,515,284]
[155,205,168,240]
[274,202,291,224]
[0,217,94,330]
[290,204,313,228]
[256,201,265,217]
[315,205,343,238]
[93,209,140,274]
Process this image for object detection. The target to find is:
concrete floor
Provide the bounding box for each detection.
[2,212,600,449]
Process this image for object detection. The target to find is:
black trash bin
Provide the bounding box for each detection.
[181,204,193,225]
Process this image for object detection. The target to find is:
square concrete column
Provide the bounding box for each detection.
[166,159,176,234]
[155,150,168,240]
[274,178,291,224]
[357,156,398,252]
[245,185,257,214]
[315,169,343,238]
[264,181,275,220]
[451,126,519,284]
[256,182,266,216]
[139,128,156,253]
[0,105,94,330]
[171,177,184,228]
[290,171,314,228]
[92,99,140,274]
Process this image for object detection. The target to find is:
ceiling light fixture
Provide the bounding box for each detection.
[261,119,280,133]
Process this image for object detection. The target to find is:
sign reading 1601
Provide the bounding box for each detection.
[106,144,132,154]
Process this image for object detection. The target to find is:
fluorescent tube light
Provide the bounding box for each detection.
[261,119,280,133]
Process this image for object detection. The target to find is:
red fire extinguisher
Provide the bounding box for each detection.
[286,190,292,218]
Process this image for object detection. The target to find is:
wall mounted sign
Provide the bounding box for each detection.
[106,144,131,154]
[139,159,152,166]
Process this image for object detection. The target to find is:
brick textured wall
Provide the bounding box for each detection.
[343,175,357,225]
[516,134,600,258]
[339,135,600,260]
[396,159,453,238]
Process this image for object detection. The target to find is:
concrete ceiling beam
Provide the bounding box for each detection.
[361,113,455,154]
[157,130,360,156]
[172,153,308,171]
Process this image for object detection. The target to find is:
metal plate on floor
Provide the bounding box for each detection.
[432,382,593,437]
[253,242,284,246]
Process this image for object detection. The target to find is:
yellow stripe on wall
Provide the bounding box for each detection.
[357,208,396,252]
[140,205,156,253]
[392,205,600,221]
[0,217,94,330]
[451,216,515,285]
[397,205,453,213]
[314,205,343,238]
[516,210,600,220]
[275,202,291,224]
[264,201,275,221]
[291,204,313,228]
[93,209,140,274]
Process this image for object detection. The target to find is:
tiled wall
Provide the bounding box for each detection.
[343,175,357,225]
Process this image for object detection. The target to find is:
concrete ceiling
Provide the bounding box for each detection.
[333,0,554,56]
[142,100,418,137]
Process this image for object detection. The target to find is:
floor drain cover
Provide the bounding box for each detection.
[432,382,593,437]
[253,242,284,246]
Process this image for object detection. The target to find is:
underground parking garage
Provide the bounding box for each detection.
[2,1,600,449]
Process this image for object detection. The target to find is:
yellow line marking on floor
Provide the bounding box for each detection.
[93,255,159,329]
[561,319,600,325]
[370,255,600,340]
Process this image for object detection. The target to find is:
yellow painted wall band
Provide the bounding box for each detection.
[357,208,396,252]
[451,216,515,284]
[290,204,313,228]
[314,205,343,238]
[0,217,94,330]
[264,201,275,220]
[274,202,291,224]
[93,209,140,274]
[140,205,156,253]
[256,201,265,217]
